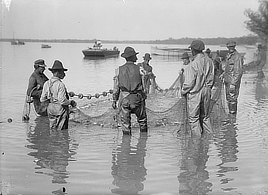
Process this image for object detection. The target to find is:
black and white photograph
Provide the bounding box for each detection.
[1,0,268,194]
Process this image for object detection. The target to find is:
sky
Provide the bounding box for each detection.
[0,0,261,41]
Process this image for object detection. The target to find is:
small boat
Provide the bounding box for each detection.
[41,44,51,48]
[11,40,25,45]
[151,46,191,57]
[82,40,120,57]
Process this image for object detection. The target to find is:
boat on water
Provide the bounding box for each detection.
[82,40,120,57]
[41,44,51,48]
[11,40,25,45]
[151,46,191,57]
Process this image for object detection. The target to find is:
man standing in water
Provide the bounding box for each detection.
[220,40,243,115]
[255,43,267,79]
[138,53,155,94]
[26,59,49,116]
[112,47,148,135]
[40,60,76,130]
[181,40,214,136]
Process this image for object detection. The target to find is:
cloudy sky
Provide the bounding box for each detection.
[1,0,260,40]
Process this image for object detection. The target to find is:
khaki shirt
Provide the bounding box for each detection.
[182,53,214,95]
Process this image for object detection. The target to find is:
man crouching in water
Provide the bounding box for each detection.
[181,40,214,137]
[112,46,148,135]
[40,60,77,130]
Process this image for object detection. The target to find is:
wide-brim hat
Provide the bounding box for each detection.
[48,60,68,71]
[121,46,139,58]
[226,40,236,47]
[205,48,211,53]
[34,59,46,67]
[143,53,152,60]
[181,52,190,59]
[188,40,205,51]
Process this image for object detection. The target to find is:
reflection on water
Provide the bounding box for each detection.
[111,133,148,194]
[26,117,78,184]
[178,136,212,194]
[215,119,238,188]
[255,79,268,104]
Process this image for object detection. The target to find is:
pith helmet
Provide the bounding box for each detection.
[48,60,68,71]
[189,40,205,51]
[121,47,139,58]
[226,40,236,47]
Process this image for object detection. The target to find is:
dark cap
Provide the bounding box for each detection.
[226,40,236,47]
[121,47,139,58]
[48,60,68,71]
[143,53,152,60]
[34,59,46,67]
[181,52,190,59]
[257,42,263,48]
[189,40,205,51]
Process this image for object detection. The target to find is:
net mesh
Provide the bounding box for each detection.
[70,75,227,132]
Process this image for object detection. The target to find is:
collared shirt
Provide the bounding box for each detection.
[40,76,69,105]
[182,53,214,95]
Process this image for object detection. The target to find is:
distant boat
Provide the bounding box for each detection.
[11,40,25,45]
[151,46,191,57]
[41,44,51,48]
[82,40,120,57]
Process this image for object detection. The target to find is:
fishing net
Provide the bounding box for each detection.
[69,74,228,133]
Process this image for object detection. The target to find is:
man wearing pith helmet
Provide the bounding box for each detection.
[220,40,243,115]
[181,39,214,136]
[112,46,148,135]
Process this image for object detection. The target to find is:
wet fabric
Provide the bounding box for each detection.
[223,50,243,114]
[117,92,147,133]
[40,77,70,130]
[181,53,214,136]
[26,71,49,116]
[47,103,69,130]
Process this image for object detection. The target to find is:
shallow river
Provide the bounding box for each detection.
[0,42,268,195]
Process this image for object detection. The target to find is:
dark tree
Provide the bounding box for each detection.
[245,0,268,44]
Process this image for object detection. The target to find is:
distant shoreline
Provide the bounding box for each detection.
[0,35,259,45]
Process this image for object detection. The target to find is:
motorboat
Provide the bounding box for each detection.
[82,40,120,57]
[41,44,51,48]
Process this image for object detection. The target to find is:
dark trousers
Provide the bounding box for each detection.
[118,93,148,134]
[224,81,241,114]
